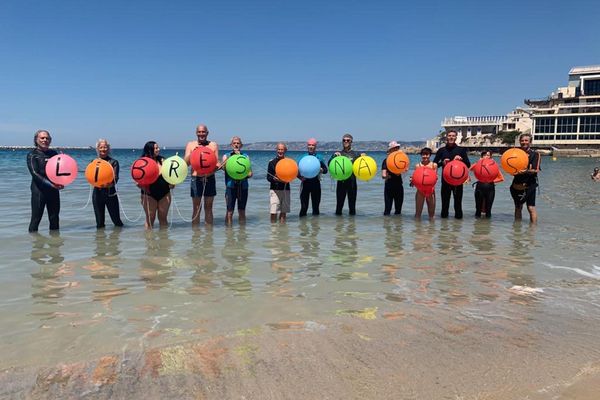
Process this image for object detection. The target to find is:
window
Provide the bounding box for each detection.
[584,79,600,96]
[557,116,578,133]
[534,117,555,133]
[534,135,555,141]
[580,116,600,133]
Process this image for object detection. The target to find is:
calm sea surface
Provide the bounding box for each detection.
[2,148,600,378]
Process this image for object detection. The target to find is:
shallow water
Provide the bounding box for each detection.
[2,149,600,395]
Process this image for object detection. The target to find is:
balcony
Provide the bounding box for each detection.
[442,116,508,126]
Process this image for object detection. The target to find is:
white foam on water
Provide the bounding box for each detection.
[544,262,600,280]
[508,285,544,295]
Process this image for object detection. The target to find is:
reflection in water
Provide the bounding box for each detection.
[139,230,175,290]
[298,218,323,278]
[508,223,537,261]
[188,229,218,295]
[93,228,123,259]
[332,218,359,270]
[30,233,74,304]
[380,218,405,299]
[469,219,495,254]
[30,232,64,266]
[85,229,128,307]
[383,217,404,258]
[332,218,360,281]
[411,221,435,254]
[267,224,295,293]
[298,218,321,254]
[507,224,538,303]
[436,219,465,255]
[222,227,253,295]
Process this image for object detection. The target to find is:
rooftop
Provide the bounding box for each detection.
[569,65,600,76]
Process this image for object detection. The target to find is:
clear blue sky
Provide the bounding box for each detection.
[1,0,599,147]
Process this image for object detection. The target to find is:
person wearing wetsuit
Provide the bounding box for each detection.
[27,130,63,232]
[140,141,171,229]
[510,133,541,223]
[299,138,328,217]
[381,141,404,216]
[222,136,252,225]
[472,150,503,218]
[267,143,291,223]
[329,133,360,215]
[92,139,124,228]
[184,124,220,226]
[433,130,471,219]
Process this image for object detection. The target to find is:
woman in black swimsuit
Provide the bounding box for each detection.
[140,141,171,229]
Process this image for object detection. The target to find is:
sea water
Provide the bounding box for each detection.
[2,148,600,394]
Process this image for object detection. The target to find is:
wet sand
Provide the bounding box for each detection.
[3,307,600,400]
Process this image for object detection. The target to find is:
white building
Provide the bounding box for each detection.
[441,112,531,145]
[437,65,600,149]
[526,65,600,147]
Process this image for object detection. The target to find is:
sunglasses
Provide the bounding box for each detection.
[343,139,352,142]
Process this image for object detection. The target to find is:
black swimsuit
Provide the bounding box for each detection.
[140,156,170,201]
[147,176,170,201]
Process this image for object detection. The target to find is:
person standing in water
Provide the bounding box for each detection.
[410,147,437,220]
[139,141,171,229]
[329,133,360,215]
[27,130,63,232]
[299,138,328,217]
[433,130,470,219]
[267,143,291,223]
[472,150,503,218]
[221,136,252,225]
[92,139,124,229]
[510,133,541,223]
[184,124,220,226]
[381,141,404,216]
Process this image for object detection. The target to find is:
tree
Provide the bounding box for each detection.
[493,130,520,145]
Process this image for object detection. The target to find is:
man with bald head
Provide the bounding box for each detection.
[184,124,220,226]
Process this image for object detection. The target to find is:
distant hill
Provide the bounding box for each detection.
[241,140,425,152]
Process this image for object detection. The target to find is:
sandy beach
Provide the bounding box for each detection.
[3,309,600,399]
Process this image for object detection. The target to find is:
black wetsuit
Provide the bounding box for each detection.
[382,159,404,215]
[433,145,471,219]
[92,156,124,228]
[329,149,359,215]
[510,150,541,207]
[474,181,495,218]
[27,148,60,232]
[299,153,328,217]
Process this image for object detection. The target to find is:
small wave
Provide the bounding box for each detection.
[544,262,600,280]
[508,285,544,295]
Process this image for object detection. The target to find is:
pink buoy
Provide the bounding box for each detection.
[45,154,78,186]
